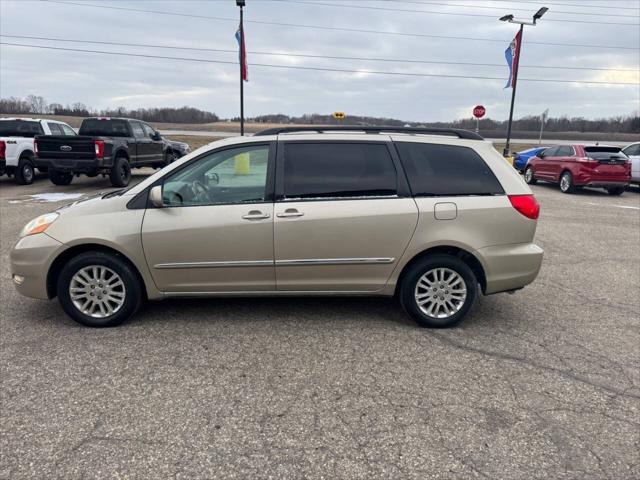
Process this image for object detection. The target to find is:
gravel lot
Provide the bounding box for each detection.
[1,171,639,479]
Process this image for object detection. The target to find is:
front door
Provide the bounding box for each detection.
[142,123,165,163]
[274,141,418,291]
[535,146,557,180]
[141,143,275,292]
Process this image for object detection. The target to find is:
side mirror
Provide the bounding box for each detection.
[149,185,164,208]
[152,132,162,141]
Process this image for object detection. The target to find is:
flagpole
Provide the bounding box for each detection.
[503,23,523,157]
[239,3,245,136]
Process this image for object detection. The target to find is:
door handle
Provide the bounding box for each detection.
[276,209,304,218]
[242,210,270,220]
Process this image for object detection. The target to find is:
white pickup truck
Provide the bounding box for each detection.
[0,118,76,184]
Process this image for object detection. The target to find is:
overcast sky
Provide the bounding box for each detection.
[1,0,639,122]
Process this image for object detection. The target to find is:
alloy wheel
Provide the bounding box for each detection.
[414,267,467,319]
[69,265,126,318]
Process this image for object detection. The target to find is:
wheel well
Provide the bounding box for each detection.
[19,150,34,160]
[394,246,487,296]
[46,244,147,300]
[114,149,129,160]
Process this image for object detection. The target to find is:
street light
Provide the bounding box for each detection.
[500,6,548,157]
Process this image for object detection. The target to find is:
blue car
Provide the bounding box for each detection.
[513,147,547,172]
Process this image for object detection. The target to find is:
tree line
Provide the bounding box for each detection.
[1,95,638,133]
[0,95,218,124]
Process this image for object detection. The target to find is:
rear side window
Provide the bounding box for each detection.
[282,143,397,199]
[0,120,43,137]
[395,143,504,196]
[47,123,63,135]
[556,146,575,156]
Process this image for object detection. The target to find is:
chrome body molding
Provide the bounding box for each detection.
[154,260,273,269]
[154,257,395,269]
[276,257,395,266]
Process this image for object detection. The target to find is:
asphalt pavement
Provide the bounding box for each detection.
[1,171,639,479]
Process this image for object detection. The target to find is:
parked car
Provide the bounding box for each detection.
[0,118,76,184]
[524,144,630,195]
[513,146,547,172]
[621,142,640,185]
[11,126,543,328]
[34,117,180,187]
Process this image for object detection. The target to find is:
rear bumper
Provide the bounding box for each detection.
[476,243,543,295]
[35,156,114,173]
[573,172,629,187]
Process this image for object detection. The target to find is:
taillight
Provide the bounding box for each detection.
[508,194,540,220]
[95,140,105,159]
[0,141,5,160]
[33,139,38,157]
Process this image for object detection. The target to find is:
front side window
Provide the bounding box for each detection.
[282,143,397,199]
[142,123,157,139]
[162,145,269,207]
[61,124,76,136]
[622,144,639,157]
[47,123,63,135]
[395,142,504,196]
[130,122,146,139]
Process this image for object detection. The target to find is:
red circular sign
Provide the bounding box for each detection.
[473,105,486,118]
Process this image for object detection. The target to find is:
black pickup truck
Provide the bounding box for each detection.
[35,117,189,187]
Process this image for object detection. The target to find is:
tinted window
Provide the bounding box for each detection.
[556,146,574,156]
[0,120,43,137]
[79,119,130,137]
[283,143,396,199]
[622,144,639,156]
[584,146,625,161]
[130,122,146,139]
[163,145,269,206]
[395,142,503,196]
[47,123,63,135]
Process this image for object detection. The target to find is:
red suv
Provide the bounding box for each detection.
[524,145,630,195]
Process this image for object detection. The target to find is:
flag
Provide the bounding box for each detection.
[504,30,522,89]
[236,24,248,82]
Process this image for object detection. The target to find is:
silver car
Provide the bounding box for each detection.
[11,127,543,328]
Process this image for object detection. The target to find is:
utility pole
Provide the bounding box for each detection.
[539,108,548,145]
[499,7,548,157]
[236,0,246,136]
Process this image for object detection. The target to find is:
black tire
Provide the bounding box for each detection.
[16,156,35,185]
[524,166,537,185]
[109,156,131,187]
[49,170,73,186]
[399,254,478,328]
[164,150,176,166]
[607,186,625,196]
[56,251,143,327]
[559,171,576,194]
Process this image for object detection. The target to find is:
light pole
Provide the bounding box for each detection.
[236,0,246,136]
[500,7,548,157]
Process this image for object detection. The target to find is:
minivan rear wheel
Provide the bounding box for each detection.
[400,255,477,328]
[57,251,142,327]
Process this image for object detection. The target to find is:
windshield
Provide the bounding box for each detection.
[0,120,43,137]
[584,147,625,160]
[79,119,130,137]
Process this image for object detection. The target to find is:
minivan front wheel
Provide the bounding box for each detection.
[400,255,477,328]
[57,251,142,327]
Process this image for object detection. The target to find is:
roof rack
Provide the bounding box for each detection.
[253,125,484,140]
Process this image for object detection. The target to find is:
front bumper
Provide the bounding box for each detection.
[476,242,544,295]
[10,233,66,299]
[35,157,114,173]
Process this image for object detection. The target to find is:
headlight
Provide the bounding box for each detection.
[20,213,59,237]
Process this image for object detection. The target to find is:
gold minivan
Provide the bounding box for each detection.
[11,127,543,328]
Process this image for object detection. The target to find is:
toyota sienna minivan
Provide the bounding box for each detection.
[11,126,543,328]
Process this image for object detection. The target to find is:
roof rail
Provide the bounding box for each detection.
[253,125,484,140]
